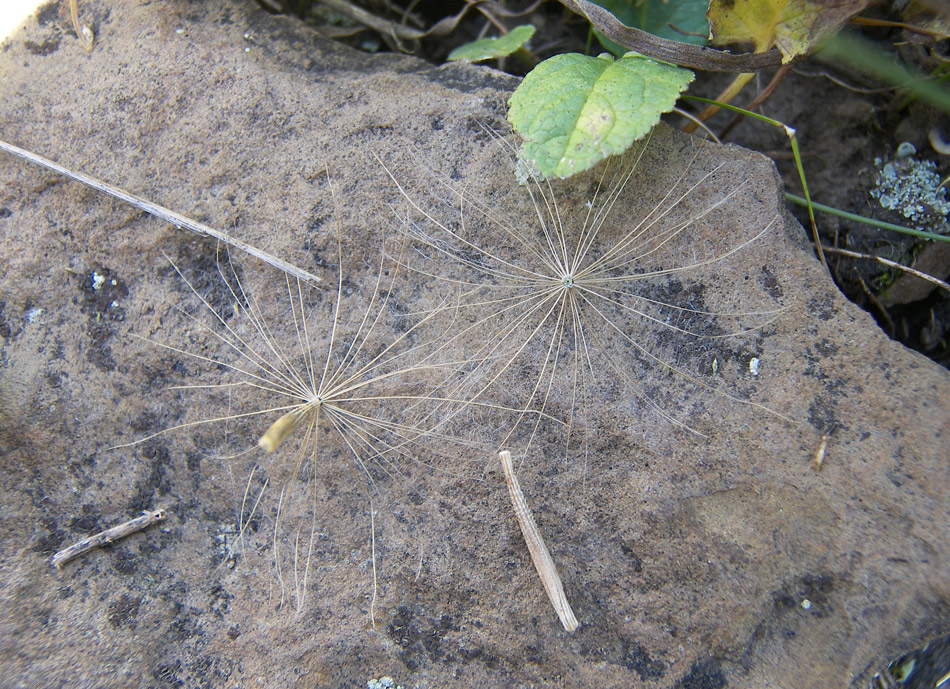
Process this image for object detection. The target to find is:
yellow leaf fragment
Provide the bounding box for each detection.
[708,0,870,62]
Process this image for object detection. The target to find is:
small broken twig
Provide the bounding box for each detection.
[498,451,579,632]
[819,244,950,294]
[51,508,167,569]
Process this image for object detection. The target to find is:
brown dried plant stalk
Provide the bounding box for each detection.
[498,450,579,632]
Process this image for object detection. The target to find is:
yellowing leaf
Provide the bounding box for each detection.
[708,0,870,62]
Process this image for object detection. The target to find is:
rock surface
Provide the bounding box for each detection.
[0,2,947,688]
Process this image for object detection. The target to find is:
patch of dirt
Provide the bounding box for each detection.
[711,65,950,369]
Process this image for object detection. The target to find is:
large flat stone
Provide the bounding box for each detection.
[0,2,946,687]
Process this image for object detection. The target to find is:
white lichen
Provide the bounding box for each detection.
[367,678,403,689]
[870,147,950,235]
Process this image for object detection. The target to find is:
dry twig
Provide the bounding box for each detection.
[811,423,837,471]
[820,244,950,293]
[52,509,167,569]
[498,451,579,632]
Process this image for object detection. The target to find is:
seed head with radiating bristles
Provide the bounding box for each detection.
[122,231,501,612]
[379,127,791,472]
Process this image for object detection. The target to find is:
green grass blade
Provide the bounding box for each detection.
[786,193,950,243]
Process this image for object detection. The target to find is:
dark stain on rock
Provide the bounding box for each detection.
[618,540,644,572]
[128,443,173,513]
[802,336,846,429]
[647,278,709,318]
[137,526,170,560]
[624,643,666,681]
[65,453,98,492]
[758,266,783,300]
[170,605,203,641]
[209,582,233,617]
[304,211,332,264]
[0,301,17,340]
[107,593,141,629]
[386,293,413,335]
[84,318,116,370]
[466,113,508,142]
[79,266,128,371]
[770,572,836,633]
[387,605,496,671]
[131,410,159,433]
[185,451,201,473]
[150,653,234,689]
[68,503,103,533]
[388,605,422,661]
[24,35,61,56]
[802,348,827,382]
[112,546,137,575]
[425,63,520,95]
[32,517,66,554]
[161,240,244,323]
[35,1,59,26]
[151,659,182,686]
[807,392,838,431]
[583,635,666,681]
[808,295,836,321]
[675,658,726,689]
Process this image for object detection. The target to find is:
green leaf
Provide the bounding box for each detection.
[590,0,710,56]
[508,52,694,179]
[447,25,536,62]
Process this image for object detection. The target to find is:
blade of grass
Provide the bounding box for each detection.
[817,30,950,113]
[682,95,826,267]
[786,193,950,243]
